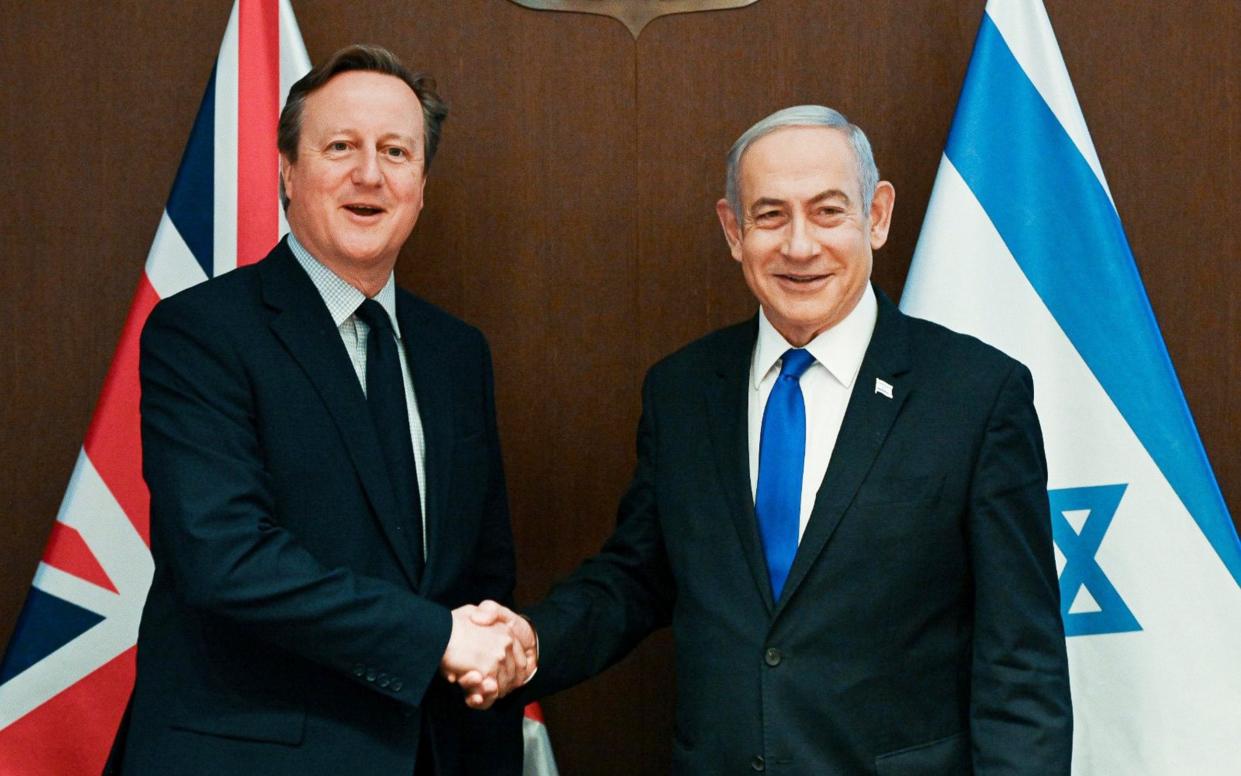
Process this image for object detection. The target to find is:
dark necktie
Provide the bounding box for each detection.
[755,348,815,602]
[355,299,425,583]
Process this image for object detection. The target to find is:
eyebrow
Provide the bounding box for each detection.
[378,131,418,145]
[321,128,418,145]
[748,197,787,213]
[809,188,852,205]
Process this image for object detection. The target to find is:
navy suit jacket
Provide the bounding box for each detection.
[119,240,520,774]
[525,291,1072,774]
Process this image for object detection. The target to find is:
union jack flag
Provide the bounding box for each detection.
[0,2,310,772]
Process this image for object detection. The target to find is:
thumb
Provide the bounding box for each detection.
[469,599,504,625]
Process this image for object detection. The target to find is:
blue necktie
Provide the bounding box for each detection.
[355,299,425,584]
[756,348,815,601]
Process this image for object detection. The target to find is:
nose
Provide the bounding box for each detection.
[782,213,820,261]
[352,148,383,187]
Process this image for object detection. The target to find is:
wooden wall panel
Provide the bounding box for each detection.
[1,1,1236,773]
[0,0,224,650]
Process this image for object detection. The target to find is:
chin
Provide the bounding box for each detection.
[340,243,391,264]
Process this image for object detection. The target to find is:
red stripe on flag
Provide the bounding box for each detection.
[0,647,135,776]
[83,275,160,545]
[41,522,118,594]
[524,701,546,723]
[236,0,281,265]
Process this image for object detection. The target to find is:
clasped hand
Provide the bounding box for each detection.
[440,600,537,709]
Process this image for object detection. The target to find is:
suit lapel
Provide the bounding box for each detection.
[259,244,422,588]
[704,318,777,614]
[775,292,913,614]
[396,295,454,593]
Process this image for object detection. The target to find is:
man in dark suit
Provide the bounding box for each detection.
[483,105,1072,773]
[115,45,526,774]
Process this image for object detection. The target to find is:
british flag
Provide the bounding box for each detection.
[0,1,310,772]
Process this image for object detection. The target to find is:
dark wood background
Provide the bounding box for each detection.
[1,1,1236,772]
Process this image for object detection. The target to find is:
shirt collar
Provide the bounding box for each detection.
[287,231,401,338]
[751,283,877,390]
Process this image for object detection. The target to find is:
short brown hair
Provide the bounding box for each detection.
[277,44,448,204]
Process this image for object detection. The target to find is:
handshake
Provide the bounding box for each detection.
[439,600,538,709]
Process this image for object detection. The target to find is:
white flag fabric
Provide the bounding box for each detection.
[522,702,561,776]
[900,1,1241,773]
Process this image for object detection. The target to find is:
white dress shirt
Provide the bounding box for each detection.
[748,283,878,541]
[288,233,428,554]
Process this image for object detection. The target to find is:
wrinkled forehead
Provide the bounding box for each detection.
[302,70,423,138]
[738,126,862,205]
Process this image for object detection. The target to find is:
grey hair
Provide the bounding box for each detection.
[724,105,879,222]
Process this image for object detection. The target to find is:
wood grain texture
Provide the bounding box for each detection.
[0,1,1235,772]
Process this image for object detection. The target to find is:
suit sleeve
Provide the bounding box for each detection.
[967,361,1073,774]
[139,298,452,708]
[521,370,677,698]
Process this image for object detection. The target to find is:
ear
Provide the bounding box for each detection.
[868,181,895,251]
[715,198,744,262]
[410,173,427,218]
[279,154,295,202]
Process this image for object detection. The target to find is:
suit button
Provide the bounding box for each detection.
[352,663,365,677]
[391,679,403,692]
[764,648,782,667]
[751,755,765,771]
[366,668,377,682]
[378,673,390,688]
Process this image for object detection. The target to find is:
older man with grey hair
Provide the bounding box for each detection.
[481,104,1073,774]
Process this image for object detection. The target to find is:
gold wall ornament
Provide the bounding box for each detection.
[508,0,759,40]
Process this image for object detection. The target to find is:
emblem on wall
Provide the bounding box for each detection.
[509,0,759,39]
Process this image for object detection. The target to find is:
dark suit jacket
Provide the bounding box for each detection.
[118,240,520,775]
[525,291,1072,774]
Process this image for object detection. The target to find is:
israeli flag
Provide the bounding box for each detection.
[900,1,1241,773]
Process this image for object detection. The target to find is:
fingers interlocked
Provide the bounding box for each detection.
[440,601,539,709]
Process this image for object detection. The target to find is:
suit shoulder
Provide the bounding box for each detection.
[902,311,1027,377]
[145,262,264,330]
[896,311,1036,415]
[645,318,754,384]
[396,287,489,349]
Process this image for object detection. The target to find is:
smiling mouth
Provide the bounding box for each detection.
[776,273,828,284]
[344,204,384,216]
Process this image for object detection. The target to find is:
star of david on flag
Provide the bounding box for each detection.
[1049,484,1139,637]
[900,0,1241,772]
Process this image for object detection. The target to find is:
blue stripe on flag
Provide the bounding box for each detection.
[0,588,105,685]
[945,13,1241,585]
[166,62,217,280]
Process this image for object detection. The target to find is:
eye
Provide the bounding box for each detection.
[384,146,407,159]
[813,206,847,224]
[754,210,788,228]
[329,141,349,152]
